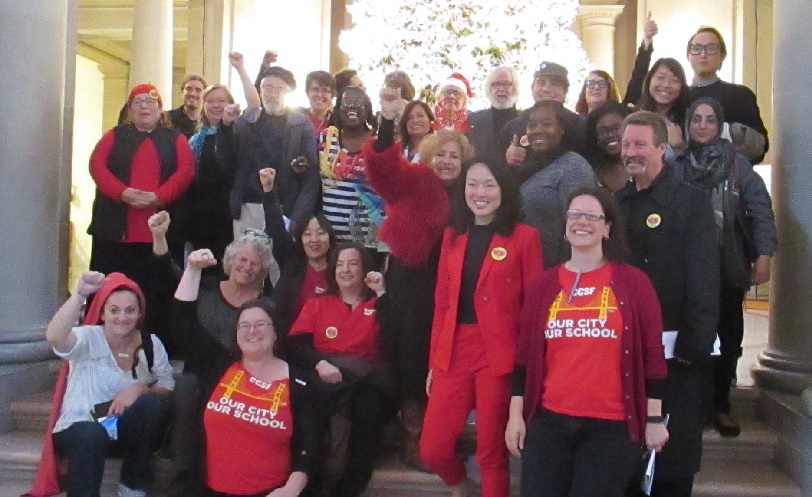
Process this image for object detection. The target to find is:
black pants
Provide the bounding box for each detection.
[714,286,746,413]
[53,392,171,497]
[521,408,640,497]
[168,374,204,497]
[318,381,397,497]
[89,239,178,357]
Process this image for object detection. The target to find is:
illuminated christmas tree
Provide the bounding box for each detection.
[339,0,592,110]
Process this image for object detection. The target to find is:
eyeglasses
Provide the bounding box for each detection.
[243,228,273,247]
[309,86,333,96]
[689,43,721,55]
[566,210,605,222]
[131,98,158,107]
[585,80,608,89]
[442,88,464,98]
[597,123,622,136]
[237,321,273,333]
[262,84,287,93]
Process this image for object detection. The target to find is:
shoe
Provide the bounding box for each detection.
[117,483,146,497]
[714,412,741,437]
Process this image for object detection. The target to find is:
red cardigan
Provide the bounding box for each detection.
[514,263,667,443]
[362,139,450,267]
[430,224,543,376]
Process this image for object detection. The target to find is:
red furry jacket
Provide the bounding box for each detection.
[362,139,450,267]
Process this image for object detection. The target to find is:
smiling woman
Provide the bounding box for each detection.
[516,100,597,268]
[509,186,668,497]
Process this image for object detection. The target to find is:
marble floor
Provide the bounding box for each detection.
[738,309,769,387]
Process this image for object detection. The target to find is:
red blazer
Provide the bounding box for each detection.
[430,224,543,375]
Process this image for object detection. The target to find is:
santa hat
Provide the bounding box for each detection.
[127,83,163,108]
[440,72,474,98]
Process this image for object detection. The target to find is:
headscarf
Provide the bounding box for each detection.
[684,97,731,189]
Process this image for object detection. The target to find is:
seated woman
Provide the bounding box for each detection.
[506,187,668,497]
[583,102,632,192]
[46,271,174,497]
[259,167,337,336]
[165,231,276,497]
[517,100,597,268]
[173,253,319,496]
[287,242,396,497]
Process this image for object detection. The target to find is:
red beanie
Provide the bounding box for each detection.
[127,83,163,108]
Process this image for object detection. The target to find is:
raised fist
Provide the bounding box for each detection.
[77,271,106,297]
[222,103,242,126]
[148,211,171,236]
[187,249,218,270]
[379,87,402,121]
[259,167,276,192]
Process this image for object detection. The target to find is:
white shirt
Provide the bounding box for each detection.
[52,325,174,433]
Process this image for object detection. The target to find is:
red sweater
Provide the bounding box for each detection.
[362,139,450,267]
[89,128,194,243]
[514,263,667,443]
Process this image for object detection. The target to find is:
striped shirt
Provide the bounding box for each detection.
[318,127,387,250]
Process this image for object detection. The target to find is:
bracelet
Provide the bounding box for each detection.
[646,415,667,424]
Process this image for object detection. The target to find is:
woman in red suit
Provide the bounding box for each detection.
[419,159,543,497]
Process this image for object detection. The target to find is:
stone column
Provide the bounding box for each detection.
[0,0,77,363]
[751,0,812,396]
[185,0,231,85]
[130,0,173,104]
[577,1,624,74]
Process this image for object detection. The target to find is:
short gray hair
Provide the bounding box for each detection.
[222,232,277,281]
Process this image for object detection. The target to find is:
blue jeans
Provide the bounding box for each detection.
[53,392,171,497]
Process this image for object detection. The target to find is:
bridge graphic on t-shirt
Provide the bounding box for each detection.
[548,286,615,321]
[218,368,287,414]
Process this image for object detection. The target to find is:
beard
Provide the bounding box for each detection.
[263,97,286,115]
[490,95,517,110]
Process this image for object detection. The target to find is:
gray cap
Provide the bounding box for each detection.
[533,61,569,85]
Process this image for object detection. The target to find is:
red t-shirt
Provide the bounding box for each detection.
[288,295,380,360]
[204,362,293,494]
[293,265,328,321]
[541,264,625,420]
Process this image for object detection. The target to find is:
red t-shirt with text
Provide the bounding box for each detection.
[541,264,625,420]
[204,362,293,494]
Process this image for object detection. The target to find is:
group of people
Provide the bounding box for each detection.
[33,15,778,497]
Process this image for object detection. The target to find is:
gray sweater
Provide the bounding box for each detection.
[520,151,597,268]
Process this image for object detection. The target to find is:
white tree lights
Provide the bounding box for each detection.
[339,0,592,110]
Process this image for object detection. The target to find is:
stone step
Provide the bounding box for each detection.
[0,430,799,497]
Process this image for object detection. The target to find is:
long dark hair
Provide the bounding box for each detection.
[566,186,628,262]
[399,100,435,149]
[330,85,377,131]
[639,58,690,127]
[325,242,376,300]
[450,159,521,237]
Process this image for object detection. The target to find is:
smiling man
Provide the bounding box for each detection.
[467,66,520,168]
[217,66,319,236]
[615,111,718,497]
[168,75,208,138]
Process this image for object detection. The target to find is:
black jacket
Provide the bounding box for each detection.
[616,165,719,363]
[171,296,321,478]
[216,109,319,223]
[672,146,777,290]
